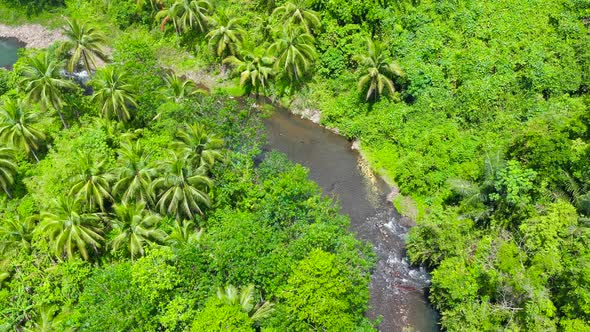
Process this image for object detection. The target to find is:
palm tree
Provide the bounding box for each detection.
[151,152,213,220]
[161,72,204,102]
[223,43,274,96]
[268,28,317,82]
[354,39,404,101]
[172,124,224,168]
[0,216,35,254]
[0,98,45,162]
[167,219,203,248]
[58,18,109,73]
[19,52,77,128]
[91,66,138,122]
[109,202,166,260]
[39,196,104,260]
[217,284,274,322]
[0,147,18,198]
[69,151,114,211]
[113,141,157,206]
[206,11,243,58]
[157,0,212,35]
[272,0,321,33]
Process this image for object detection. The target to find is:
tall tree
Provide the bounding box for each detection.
[354,39,404,101]
[156,0,212,35]
[0,147,18,198]
[59,18,109,73]
[91,66,138,122]
[0,98,45,162]
[19,52,77,128]
[69,151,114,211]
[39,196,104,260]
[151,152,212,220]
[206,11,243,58]
[272,0,320,33]
[223,43,275,96]
[109,202,166,260]
[113,141,157,206]
[172,123,224,169]
[268,28,317,82]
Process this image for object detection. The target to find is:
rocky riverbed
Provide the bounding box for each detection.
[0,23,65,48]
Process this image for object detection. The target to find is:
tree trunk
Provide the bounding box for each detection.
[56,109,69,129]
[31,149,40,163]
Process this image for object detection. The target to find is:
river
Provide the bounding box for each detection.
[0,37,25,70]
[263,108,438,332]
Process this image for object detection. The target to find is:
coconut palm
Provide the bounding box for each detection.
[167,219,203,248]
[109,202,166,260]
[206,11,244,58]
[113,141,157,206]
[272,0,320,33]
[39,196,104,260]
[151,152,213,220]
[161,72,205,102]
[0,147,18,197]
[59,18,109,73]
[69,151,114,211]
[268,28,317,82]
[354,39,404,101]
[0,98,45,162]
[157,0,212,35]
[172,123,224,168]
[91,66,138,122]
[19,52,77,128]
[217,284,274,322]
[0,216,35,254]
[223,43,274,96]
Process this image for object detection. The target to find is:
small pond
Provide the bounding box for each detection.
[0,37,26,69]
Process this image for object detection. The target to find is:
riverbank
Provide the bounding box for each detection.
[0,23,64,48]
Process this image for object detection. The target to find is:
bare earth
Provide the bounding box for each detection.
[0,23,65,48]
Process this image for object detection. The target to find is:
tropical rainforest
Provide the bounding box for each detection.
[0,0,589,331]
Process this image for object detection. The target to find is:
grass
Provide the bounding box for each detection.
[0,4,63,27]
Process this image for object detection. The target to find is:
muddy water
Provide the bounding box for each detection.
[263,109,438,332]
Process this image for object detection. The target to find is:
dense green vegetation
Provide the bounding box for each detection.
[2,0,590,330]
[0,3,376,330]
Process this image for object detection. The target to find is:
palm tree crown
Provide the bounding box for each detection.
[354,39,404,101]
[91,66,138,122]
[39,196,104,260]
[206,11,243,58]
[109,202,166,260]
[162,72,204,102]
[69,151,114,211]
[217,284,274,322]
[0,98,45,162]
[59,18,109,73]
[223,43,274,96]
[272,0,321,33]
[151,152,213,221]
[172,123,224,169]
[113,141,157,206]
[157,0,212,35]
[19,52,77,128]
[268,28,317,82]
[0,147,18,198]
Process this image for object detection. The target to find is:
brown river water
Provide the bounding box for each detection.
[263,108,438,332]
